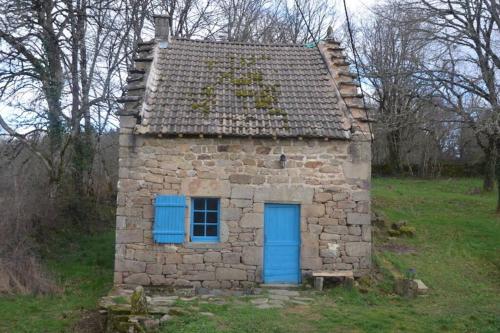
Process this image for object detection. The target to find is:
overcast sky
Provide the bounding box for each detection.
[339,0,377,20]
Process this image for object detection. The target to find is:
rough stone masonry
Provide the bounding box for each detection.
[114,134,371,289]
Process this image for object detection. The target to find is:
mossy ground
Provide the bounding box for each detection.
[0,178,499,332]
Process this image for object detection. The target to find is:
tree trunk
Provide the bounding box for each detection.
[497,176,500,214]
[496,140,500,213]
[483,139,496,192]
[387,130,402,175]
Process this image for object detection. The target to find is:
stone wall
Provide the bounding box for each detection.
[115,121,371,288]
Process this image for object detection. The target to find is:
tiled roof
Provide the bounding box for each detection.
[133,38,352,139]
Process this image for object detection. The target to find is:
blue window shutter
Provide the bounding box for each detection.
[153,195,186,243]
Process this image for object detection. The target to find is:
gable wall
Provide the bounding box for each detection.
[115,121,371,288]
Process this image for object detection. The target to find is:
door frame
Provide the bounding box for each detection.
[263,203,301,284]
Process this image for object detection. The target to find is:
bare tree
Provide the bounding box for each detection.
[0,0,145,197]
[406,0,499,197]
[356,1,436,174]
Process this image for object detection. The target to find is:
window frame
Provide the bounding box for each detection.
[190,197,220,243]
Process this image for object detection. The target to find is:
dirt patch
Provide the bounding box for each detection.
[71,310,106,333]
[378,243,417,254]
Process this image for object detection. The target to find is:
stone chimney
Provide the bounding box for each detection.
[154,15,171,41]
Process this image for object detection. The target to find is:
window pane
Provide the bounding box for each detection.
[193,199,205,210]
[193,224,205,236]
[206,198,218,210]
[193,212,205,223]
[206,212,218,223]
[206,225,218,236]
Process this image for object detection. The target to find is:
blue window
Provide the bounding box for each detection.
[191,198,220,242]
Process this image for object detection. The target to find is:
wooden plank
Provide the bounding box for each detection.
[312,271,354,278]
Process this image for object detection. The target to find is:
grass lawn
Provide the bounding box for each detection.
[0,231,115,332]
[1,178,499,332]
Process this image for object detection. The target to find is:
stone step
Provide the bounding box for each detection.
[260,284,299,289]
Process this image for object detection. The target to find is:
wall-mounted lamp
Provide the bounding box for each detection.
[279,154,287,168]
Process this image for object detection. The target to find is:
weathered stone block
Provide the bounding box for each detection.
[305,161,323,168]
[238,233,254,241]
[331,192,349,201]
[345,242,371,257]
[116,230,143,244]
[150,275,168,285]
[320,233,340,241]
[314,192,332,202]
[362,225,372,241]
[232,199,252,208]
[173,279,192,287]
[163,264,177,275]
[348,226,362,236]
[352,191,370,201]
[163,253,182,264]
[229,174,252,184]
[342,161,370,180]
[318,218,339,225]
[242,246,262,265]
[254,185,314,204]
[303,204,325,218]
[319,165,337,173]
[117,178,140,192]
[204,252,222,263]
[323,225,348,234]
[221,208,242,221]
[116,259,146,273]
[143,205,154,219]
[134,250,155,262]
[202,281,221,289]
[216,267,247,280]
[186,271,215,281]
[301,257,322,270]
[124,273,150,285]
[144,173,163,184]
[240,213,263,228]
[231,185,254,199]
[222,252,240,264]
[308,224,323,235]
[301,233,319,257]
[146,263,163,275]
[119,133,135,147]
[347,213,371,225]
[183,254,204,264]
[181,179,230,197]
[256,146,271,154]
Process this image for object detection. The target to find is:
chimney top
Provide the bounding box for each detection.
[154,14,171,41]
[325,26,336,42]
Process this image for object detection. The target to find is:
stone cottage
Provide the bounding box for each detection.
[114,15,372,289]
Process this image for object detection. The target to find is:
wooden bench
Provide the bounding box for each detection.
[312,271,354,291]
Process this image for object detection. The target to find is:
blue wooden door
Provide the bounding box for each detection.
[264,204,301,284]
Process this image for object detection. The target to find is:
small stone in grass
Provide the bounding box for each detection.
[200,312,215,317]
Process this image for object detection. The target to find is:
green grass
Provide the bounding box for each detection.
[160,178,500,333]
[1,178,499,332]
[0,230,115,333]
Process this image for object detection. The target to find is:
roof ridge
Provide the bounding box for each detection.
[172,37,311,48]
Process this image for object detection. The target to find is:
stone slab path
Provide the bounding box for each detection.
[100,286,320,332]
[101,286,317,315]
